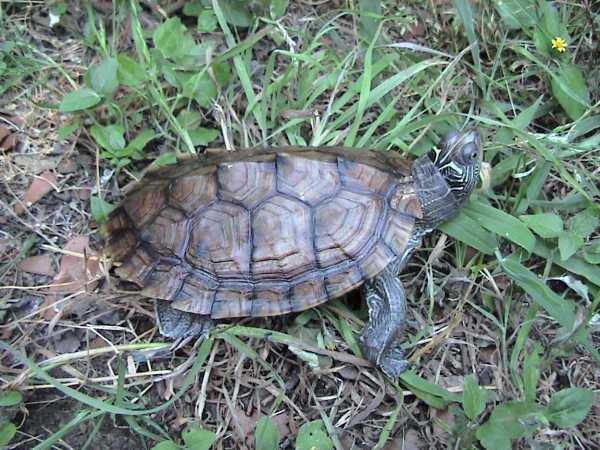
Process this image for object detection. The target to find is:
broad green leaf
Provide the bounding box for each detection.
[533,240,600,287]
[545,387,594,427]
[255,416,280,450]
[476,401,541,450]
[89,57,119,96]
[128,129,156,151]
[90,196,115,224]
[464,200,536,252]
[117,54,147,86]
[492,0,536,29]
[188,128,220,146]
[570,209,599,238]
[90,124,125,152]
[520,213,563,238]
[440,212,497,255]
[0,423,16,447]
[153,18,195,59]
[198,9,218,32]
[551,63,590,120]
[57,121,80,139]
[498,253,575,330]
[183,0,204,15]
[269,0,289,19]
[359,0,382,44]
[558,232,584,260]
[212,62,232,86]
[401,371,462,403]
[182,72,218,108]
[150,441,179,450]
[182,426,216,450]
[151,152,178,168]
[513,95,544,130]
[295,420,333,450]
[219,0,253,27]
[0,390,22,407]
[463,375,487,421]
[523,345,541,404]
[59,87,101,112]
[177,110,203,128]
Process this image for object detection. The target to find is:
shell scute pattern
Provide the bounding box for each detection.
[107,150,420,318]
[218,160,277,209]
[277,153,340,205]
[169,170,218,213]
[186,202,251,277]
[314,190,384,269]
[251,195,315,280]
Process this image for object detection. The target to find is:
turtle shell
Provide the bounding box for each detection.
[103,147,423,319]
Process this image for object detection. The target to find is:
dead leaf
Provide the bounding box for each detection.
[383,429,422,450]
[15,170,58,215]
[19,254,55,276]
[51,235,101,294]
[12,154,59,174]
[53,330,81,353]
[1,133,18,151]
[431,409,454,442]
[0,124,10,142]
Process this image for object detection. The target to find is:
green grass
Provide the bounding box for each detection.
[0,0,599,449]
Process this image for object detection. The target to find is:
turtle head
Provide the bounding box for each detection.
[428,128,482,203]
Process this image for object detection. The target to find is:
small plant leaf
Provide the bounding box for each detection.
[0,423,16,448]
[198,9,218,32]
[182,72,218,108]
[462,375,487,421]
[128,129,156,151]
[188,128,220,146]
[150,441,179,450]
[570,208,599,238]
[90,124,125,152]
[545,387,594,428]
[0,390,23,407]
[255,416,280,450]
[551,63,590,120]
[153,18,195,60]
[476,401,542,450]
[219,0,254,27]
[492,0,536,29]
[295,420,333,450]
[57,122,81,140]
[183,0,204,16]
[440,212,498,255]
[182,426,216,450]
[90,196,115,224]
[117,54,147,86]
[59,88,101,112]
[558,232,584,260]
[520,213,564,238]
[89,57,119,96]
[151,152,178,168]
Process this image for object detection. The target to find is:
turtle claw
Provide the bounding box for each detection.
[379,347,410,379]
[156,300,214,342]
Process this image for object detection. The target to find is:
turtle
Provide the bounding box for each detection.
[102,129,482,378]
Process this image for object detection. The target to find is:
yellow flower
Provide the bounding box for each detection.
[551,36,567,53]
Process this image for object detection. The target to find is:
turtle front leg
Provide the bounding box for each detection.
[156,300,214,343]
[359,266,409,379]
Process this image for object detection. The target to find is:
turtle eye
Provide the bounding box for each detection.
[461,143,479,163]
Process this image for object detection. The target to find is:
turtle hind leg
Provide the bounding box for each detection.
[155,300,214,341]
[359,266,410,379]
